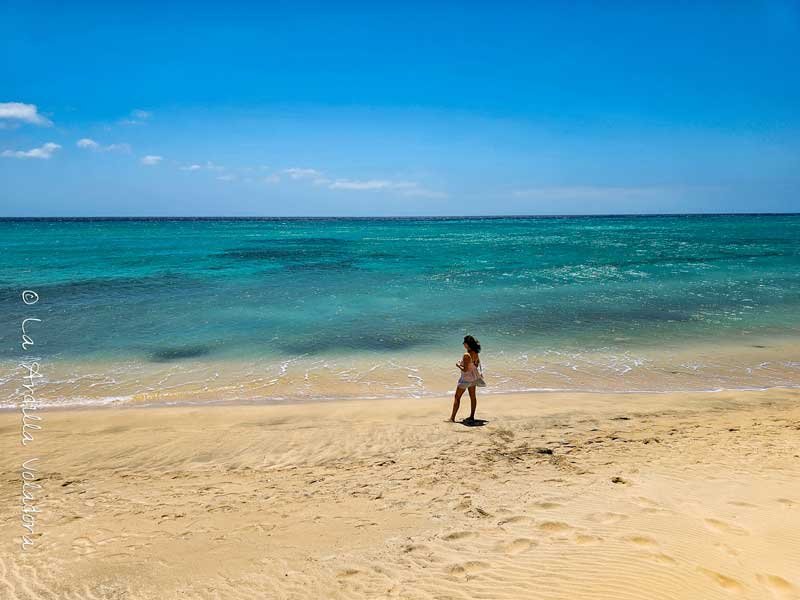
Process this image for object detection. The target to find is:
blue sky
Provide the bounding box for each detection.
[1,1,799,216]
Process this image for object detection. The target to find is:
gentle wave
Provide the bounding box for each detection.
[4,344,800,409]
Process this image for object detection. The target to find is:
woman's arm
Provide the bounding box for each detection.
[456,352,472,372]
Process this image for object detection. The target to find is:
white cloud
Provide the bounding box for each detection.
[168,161,447,198]
[279,167,447,198]
[329,179,420,191]
[140,155,162,165]
[0,102,52,126]
[283,167,323,180]
[328,178,446,198]
[120,109,153,125]
[180,161,225,172]
[329,179,393,190]
[76,138,131,153]
[1,142,61,159]
[77,138,99,149]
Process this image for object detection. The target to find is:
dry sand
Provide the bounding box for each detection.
[2,389,799,599]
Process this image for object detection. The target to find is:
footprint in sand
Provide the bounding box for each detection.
[648,552,677,565]
[704,518,749,536]
[442,531,477,542]
[402,543,430,554]
[498,515,535,527]
[713,542,740,557]
[623,534,658,547]
[633,496,661,508]
[336,568,361,579]
[697,567,745,594]
[447,561,491,577]
[632,496,672,514]
[71,537,96,556]
[103,552,136,561]
[756,574,797,599]
[728,500,758,508]
[495,538,535,555]
[537,521,573,534]
[586,512,628,525]
[531,501,562,510]
[574,534,603,545]
[493,428,515,442]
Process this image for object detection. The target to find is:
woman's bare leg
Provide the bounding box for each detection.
[467,385,477,420]
[450,387,466,422]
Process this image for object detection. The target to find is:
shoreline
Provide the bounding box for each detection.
[3,335,800,411]
[4,382,800,414]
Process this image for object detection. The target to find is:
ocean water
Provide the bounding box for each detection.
[2,215,799,408]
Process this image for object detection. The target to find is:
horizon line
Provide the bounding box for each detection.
[1,212,799,221]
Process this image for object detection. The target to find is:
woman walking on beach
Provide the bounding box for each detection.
[450,335,484,423]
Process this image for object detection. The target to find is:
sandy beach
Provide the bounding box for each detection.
[2,388,799,599]
[5,0,800,597]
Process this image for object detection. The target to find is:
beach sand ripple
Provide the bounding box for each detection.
[2,389,799,599]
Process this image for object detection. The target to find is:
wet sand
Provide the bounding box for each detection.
[3,339,800,410]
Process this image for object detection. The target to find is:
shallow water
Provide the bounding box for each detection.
[2,215,799,407]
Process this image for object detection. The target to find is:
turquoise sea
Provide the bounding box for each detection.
[2,215,800,407]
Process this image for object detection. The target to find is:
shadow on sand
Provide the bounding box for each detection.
[460,418,488,427]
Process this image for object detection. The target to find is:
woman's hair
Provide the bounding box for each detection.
[463,335,481,354]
